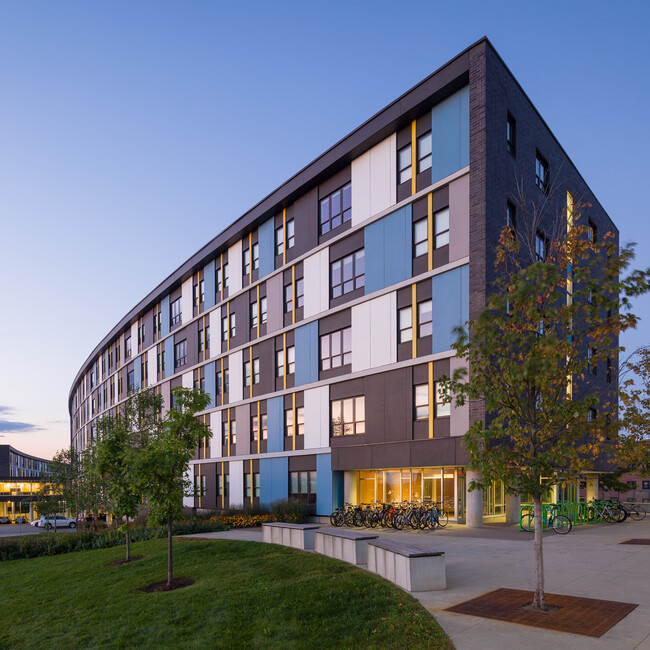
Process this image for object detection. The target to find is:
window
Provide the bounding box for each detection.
[222,421,230,446]
[642,481,650,490]
[588,219,597,243]
[127,370,134,392]
[398,144,412,184]
[535,152,549,193]
[417,131,432,172]
[260,297,267,324]
[243,360,251,387]
[153,312,160,337]
[253,358,260,384]
[251,414,268,441]
[157,350,165,376]
[506,201,516,230]
[436,382,450,417]
[296,278,304,309]
[199,279,205,303]
[217,474,223,497]
[125,336,132,359]
[284,284,293,314]
[535,232,547,261]
[399,307,412,343]
[506,113,516,156]
[175,339,187,368]
[588,407,597,422]
[216,266,223,293]
[193,283,199,308]
[254,473,260,497]
[331,250,365,298]
[223,263,229,289]
[252,243,259,270]
[588,347,597,376]
[275,226,284,257]
[198,328,205,353]
[320,328,352,370]
[331,397,365,436]
[320,182,352,235]
[245,473,252,498]
[276,350,284,377]
[435,208,449,248]
[289,471,317,505]
[418,300,432,337]
[285,407,304,437]
[413,218,427,257]
[170,297,182,326]
[137,323,146,347]
[414,385,428,420]
[287,346,295,375]
[250,302,258,329]
[243,247,251,276]
[221,316,228,341]
[287,219,295,249]
[607,357,612,384]
[229,313,236,338]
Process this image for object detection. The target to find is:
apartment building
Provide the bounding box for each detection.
[0,445,51,521]
[69,37,617,526]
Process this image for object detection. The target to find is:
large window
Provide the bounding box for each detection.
[286,219,295,249]
[284,284,293,313]
[331,397,365,436]
[413,218,427,257]
[250,302,258,329]
[289,471,317,505]
[125,336,132,359]
[418,300,432,337]
[417,132,432,172]
[285,407,305,437]
[170,297,182,326]
[251,414,268,441]
[398,144,412,184]
[296,278,304,309]
[320,183,351,235]
[331,250,365,298]
[535,152,549,194]
[276,346,295,377]
[414,385,428,420]
[436,382,450,417]
[398,307,412,343]
[320,328,352,370]
[174,339,187,368]
[434,209,449,248]
[260,297,267,324]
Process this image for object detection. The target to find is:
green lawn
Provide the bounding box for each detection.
[0,537,453,649]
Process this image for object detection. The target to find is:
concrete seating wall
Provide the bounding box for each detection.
[314,529,378,566]
[261,523,320,550]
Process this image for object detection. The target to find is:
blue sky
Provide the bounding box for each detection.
[1,1,649,458]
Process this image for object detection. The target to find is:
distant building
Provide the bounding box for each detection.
[0,445,51,522]
[69,37,618,526]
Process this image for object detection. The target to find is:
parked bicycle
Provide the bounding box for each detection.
[521,505,572,534]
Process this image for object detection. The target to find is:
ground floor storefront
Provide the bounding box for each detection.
[0,480,41,522]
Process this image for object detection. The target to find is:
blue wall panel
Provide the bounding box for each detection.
[258,218,275,279]
[432,264,469,353]
[203,260,215,309]
[204,361,216,408]
[133,356,142,391]
[364,204,412,294]
[316,454,333,516]
[100,387,105,412]
[160,295,170,337]
[267,396,284,453]
[431,85,470,183]
[294,321,319,386]
[260,456,289,508]
[163,335,174,380]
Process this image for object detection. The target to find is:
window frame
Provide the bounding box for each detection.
[535,151,549,194]
[417,131,432,173]
[170,297,182,326]
[398,307,412,343]
[398,144,412,185]
[413,218,428,258]
[434,208,449,248]
[414,384,429,420]
[319,182,352,235]
[320,328,352,370]
[331,396,365,436]
[506,113,516,156]
[330,249,365,299]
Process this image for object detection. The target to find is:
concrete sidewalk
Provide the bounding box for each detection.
[184,519,650,649]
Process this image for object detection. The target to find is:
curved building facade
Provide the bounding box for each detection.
[69,38,617,525]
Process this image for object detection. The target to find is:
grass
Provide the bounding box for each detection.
[0,537,453,649]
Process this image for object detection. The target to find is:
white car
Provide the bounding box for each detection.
[32,515,77,530]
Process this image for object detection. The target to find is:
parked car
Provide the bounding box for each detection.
[0,516,10,524]
[14,517,26,524]
[35,515,77,530]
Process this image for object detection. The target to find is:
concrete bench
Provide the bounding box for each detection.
[261,522,320,550]
[315,529,378,566]
[367,538,445,592]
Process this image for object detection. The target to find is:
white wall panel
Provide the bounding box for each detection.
[181,278,193,327]
[449,356,469,437]
[130,322,138,352]
[209,411,222,459]
[351,133,396,226]
[228,350,243,403]
[183,467,194,507]
[229,460,244,508]
[208,308,221,359]
[228,240,243,294]
[303,248,330,319]
[449,174,470,262]
[160,381,171,415]
[304,385,330,450]
[351,292,396,372]
[182,371,193,389]
[147,348,157,387]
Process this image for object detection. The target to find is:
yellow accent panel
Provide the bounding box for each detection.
[411,120,417,196]
[428,362,434,439]
[411,284,417,359]
[427,193,433,271]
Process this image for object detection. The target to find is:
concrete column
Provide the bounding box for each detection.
[505,492,521,525]
[466,470,483,528]
[29,502,34,523]
[586,475,599,502]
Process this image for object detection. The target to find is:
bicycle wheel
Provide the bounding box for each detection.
[330,511,344,527]
[436,510,449,528]
[393,514,406,530]
[551,514,572,534]
[629,505,646,521]
[587,506,596,522]
[521,514,535,532]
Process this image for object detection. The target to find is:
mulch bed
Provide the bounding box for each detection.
[445,588,637,638]
[619,539,650,545]
[137,576,194,592]
[105,555,145,567]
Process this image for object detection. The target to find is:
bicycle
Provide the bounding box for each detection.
[521,505,572,534]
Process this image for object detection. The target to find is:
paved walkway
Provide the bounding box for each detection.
[184,519,650,649]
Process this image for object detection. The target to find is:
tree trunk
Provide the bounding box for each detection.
[125,529,131,561]
[532,494,547,611]
[167,519,173,586]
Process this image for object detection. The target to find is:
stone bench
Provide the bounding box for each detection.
[367,538,446,592]
[315,529,378,566]
[261,522,320,550]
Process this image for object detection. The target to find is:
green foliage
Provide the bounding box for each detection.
[0,539,452,649]
[599,470,634,493]
[270,499,309,523]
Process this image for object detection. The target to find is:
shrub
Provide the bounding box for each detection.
[270,500,308,523]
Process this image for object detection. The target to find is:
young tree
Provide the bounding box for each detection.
[96,389,163,560]
[444,198,650,611]
[135,387,211,586]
